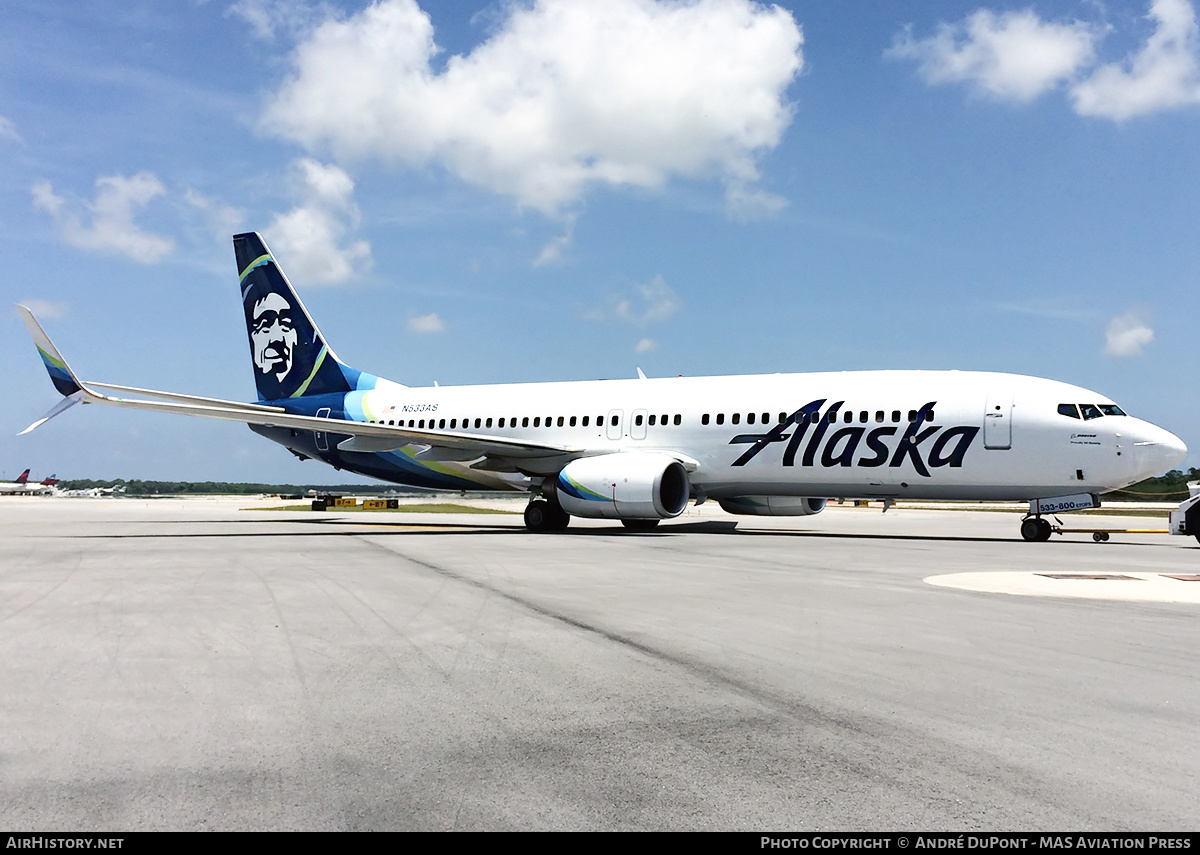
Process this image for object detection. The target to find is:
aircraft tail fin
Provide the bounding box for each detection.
[15,469,29,484]
[235,232,363,402]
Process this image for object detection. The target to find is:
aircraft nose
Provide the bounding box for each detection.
[1130,422,1187,472]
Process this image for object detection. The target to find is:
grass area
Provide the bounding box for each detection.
[261,503,516,514]
[895,505,1169,518]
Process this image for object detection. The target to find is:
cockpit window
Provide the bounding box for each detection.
[1080,404,1103,420]
[1057,404,1080,419]
[1098,404,1126,416]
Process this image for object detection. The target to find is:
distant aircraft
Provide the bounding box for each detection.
[17,232,1187,539]
[0,468,56,495]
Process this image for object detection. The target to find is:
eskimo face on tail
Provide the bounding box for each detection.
[251,292,298,382]
[235,232,356,402]
[241,276,324,401]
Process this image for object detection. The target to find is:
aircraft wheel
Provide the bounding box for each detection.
[547,503,571,531]
[524,499,570,532]
[524,500,551,532]
[621,518,660,532]
[1020,518,1042,542]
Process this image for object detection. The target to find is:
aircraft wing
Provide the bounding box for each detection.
[16,305,582,461]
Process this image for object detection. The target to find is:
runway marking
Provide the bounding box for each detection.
[1035,573,1140,580]
[924,571,1200,603]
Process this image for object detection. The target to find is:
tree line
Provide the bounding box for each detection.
[56,468,1200,500]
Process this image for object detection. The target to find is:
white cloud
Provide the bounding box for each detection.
[533,216,576,267]
[0,115,21,143]
[1104,311,1155,356]
[226,0,326,41]
[634,337,658,353]
[265,158,371,286]
[407,312,445,334]
[184,189,244,245]
[891,0,1200,120]
[32,172,174,263]
[887,10,1098,102]
[263,0,802,217]
[17,299,68,319]
[591,274,682,326]
[1072,0,1200,120]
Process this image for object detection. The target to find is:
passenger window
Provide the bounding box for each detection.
[1058,404,1080,419]
[570,416,577,427]
[474,418,481,428]
[732,413,740,425]
[747,413,755,425]
[450,419,456,429]
[557,416,564,427]
[635,414,644,426]
[674,415,681,426]
[907,410,916,422]
[1080,404,1102,420]
[612,415,619,426]
[875,411,884,423]
[716,414,724,425]
[439,419,445,429]
[582,416,589,427]
[522,417,529,427]
[661,414,668,425]
[702,414,710,425]
[844,411,852,423]
[484,418,491,428]
[891,410,901,423]
[778,413,786,424]
[598,415,605,427]
[927,409,934,421]
[859,411,868,423]
[534,417,541,427]
[649,414,656,426]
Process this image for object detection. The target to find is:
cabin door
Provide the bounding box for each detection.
[606,409,624,441]
[315,407,331,452]
[983,392,1012,450]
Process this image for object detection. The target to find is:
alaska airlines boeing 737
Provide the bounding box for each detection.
[18,232,1187,539]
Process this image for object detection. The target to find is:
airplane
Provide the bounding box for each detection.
[17,232,1188,539]
[0,468,57,495]
[0,469,32,494]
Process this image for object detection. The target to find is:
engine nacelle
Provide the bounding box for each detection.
[556,453,690,520]
[717,496,828,516]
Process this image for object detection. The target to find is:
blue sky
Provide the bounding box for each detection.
[2,0,1198,484]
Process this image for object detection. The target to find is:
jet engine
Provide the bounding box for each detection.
[717,496,827,516]
[556,453,690,520]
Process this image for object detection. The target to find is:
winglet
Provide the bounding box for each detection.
[16,304,87,398]
[15,304,96,434]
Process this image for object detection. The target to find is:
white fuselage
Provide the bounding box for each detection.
[337,369,1185,501]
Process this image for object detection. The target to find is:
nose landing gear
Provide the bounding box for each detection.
[1020,516,1053,542]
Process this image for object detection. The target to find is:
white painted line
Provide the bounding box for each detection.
[924,571,1200,604]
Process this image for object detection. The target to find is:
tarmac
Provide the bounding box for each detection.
[1,496,1197,830]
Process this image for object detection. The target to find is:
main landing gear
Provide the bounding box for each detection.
[524,498,570,532]
[1020,516,1053,542]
